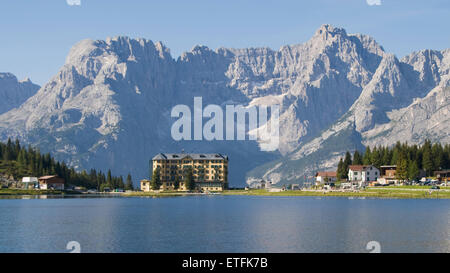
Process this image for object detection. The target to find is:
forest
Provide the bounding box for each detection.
[336,140,450,181]
[0,138,133,190]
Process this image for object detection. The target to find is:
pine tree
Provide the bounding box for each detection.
[118,176,125,189]
[125,173,133,190]
[107,169,113,188]
[150,168,161,190]
[381,146,392,166]
[3,138,13,161]
[14,139,21,160]
[431,143,444,171]
[363,146,372,165]
[422,140,433,176]
[407,160,420,181]
[184,167,195,191]
[395,156,408,182]
[352,151,363,165]
[370,146,382,168]
[336,158,345,180]
[174,175,180,190]
[342,152,352,179]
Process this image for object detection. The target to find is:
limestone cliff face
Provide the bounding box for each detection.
[0,25,448,186]
[251,49,450,185]
[0,73,39,114]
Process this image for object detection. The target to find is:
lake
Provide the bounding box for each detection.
[0,195,449,253]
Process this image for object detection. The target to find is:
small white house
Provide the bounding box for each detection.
[22,177,38,189]
[315,171,337,185]
[348,165,380,184]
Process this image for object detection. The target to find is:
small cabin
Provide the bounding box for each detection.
[22,177,38,189]
[38,175,65,190]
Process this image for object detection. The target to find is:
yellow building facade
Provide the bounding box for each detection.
[141,153,228,192]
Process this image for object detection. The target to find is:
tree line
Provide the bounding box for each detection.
[336,140,450,181]
[0,138,133,190]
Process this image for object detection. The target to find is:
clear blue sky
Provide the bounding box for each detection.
[1,0,449,85]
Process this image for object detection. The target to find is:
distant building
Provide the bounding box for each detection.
[22,177,38,189]
[38,175,65,190]
[315,171,337,185]
[377,165,398,185]
[348,165,380,187]
[260,180,272,190]
[141,180,151,192]
[141,153,228,192]
[434,170,450,184]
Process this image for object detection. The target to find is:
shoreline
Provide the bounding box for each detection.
[1,188,450,199]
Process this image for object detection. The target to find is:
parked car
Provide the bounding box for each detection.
[431,186,440,190]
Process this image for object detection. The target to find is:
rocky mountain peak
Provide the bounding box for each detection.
[314,24,347,38]
[0,72,40,114]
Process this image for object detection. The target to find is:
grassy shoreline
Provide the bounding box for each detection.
[221,188,450,199]
[2,188,450,199]
[0,189,66,196]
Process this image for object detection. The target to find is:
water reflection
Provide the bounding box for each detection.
[0,196,449,253]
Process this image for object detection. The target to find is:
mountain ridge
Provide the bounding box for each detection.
[0,24,448,186]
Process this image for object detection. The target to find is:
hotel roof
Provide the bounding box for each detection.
[153,153,228,160]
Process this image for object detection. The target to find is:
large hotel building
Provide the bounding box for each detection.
[141,153,228,192]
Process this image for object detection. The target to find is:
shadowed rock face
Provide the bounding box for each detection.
[0,25,448,186]
[0,73,40,114]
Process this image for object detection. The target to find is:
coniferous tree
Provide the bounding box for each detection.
[363,146,372,165]
[14,139,21,160]
[370,146,382,168]
[407,160,420,181]
[173,175,180,190]
[422,141,433,176]
[118,176,125,189]
[184,167,195,191]
[431,143,444,171]
[342,152,352,179]
[4,138,13,161]
[336,158,345,180]
[150,168,161,190]
[125,173,133,190]
[352,151,363,165]
[395,155,408,182]
[107,169,113,188]
[381,146,392,166]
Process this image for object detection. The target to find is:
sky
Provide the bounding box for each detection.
[0,0,449,85]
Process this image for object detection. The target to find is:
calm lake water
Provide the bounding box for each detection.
[0,196,449,253]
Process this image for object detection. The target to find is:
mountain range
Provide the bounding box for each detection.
[0,73,40,114]
[0,24,448,186]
